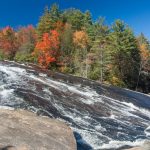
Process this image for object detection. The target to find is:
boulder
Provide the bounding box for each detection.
[0,109,76,150]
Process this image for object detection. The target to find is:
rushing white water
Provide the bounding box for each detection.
[0,61,149,150]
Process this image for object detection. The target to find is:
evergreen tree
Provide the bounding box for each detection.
[109,20,141,88]
[49,3,61,24]
[89,18,110,82]
[84,10,92,27]
[62,9,84,30]
[37,7,52,38]
[137,33,150,46]
[37,4,61,39]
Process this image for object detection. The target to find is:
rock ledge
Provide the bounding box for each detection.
[0,109,76,150]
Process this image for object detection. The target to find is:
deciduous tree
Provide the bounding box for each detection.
[33,30,60,69]
[0,26,18,59]
[73,30,89,77]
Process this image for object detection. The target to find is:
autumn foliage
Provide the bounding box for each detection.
[17,25,37,45]
[0,26,18,58]
[73,31,89,48]
[33,30,60,68]
[0,4,149,93]
[139,43,150,71]
[140,44,150,62]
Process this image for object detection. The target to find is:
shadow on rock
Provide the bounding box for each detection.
[74,131,93,150]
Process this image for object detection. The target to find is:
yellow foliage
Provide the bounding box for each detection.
[140,44,150,62]
[73,31,89,48]
[110,76,125,87]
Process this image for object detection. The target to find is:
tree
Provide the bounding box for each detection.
[84,10,92,27]
[37,4,61,39]
[17,25,37,45]
[0,26,18,59]
[49,3,60,23]
[37,7,52,39]
[137,33,150,47]
[137,33,150,72]
[33,30,60,69]
[59,23,74,73]
[62,9,84,30]
[89,18,110,82]
[73,31,89,48]
[136,34,150,92]
[109,20,141,88]
[15,25,37,62]
[73,30,89,77]
[139,43,150,70]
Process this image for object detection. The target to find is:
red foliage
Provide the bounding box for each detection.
[34,30,60,68]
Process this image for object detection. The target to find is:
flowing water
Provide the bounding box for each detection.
[0,61,149,150]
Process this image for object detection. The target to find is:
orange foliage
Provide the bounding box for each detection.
[139,43,150,71]
[140,44,150,62]
[34,30,60,68]
[73,31,89,48]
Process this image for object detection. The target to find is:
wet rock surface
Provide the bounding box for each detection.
[0,61,149,150]
[0,109,76,150]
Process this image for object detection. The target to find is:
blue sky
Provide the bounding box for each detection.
[0,0,150,39]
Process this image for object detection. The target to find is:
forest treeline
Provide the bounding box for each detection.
[0,4,150,93]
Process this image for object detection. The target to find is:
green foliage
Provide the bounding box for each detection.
[49,3,61,22]
[83,10,92,27]
[88,62,100,80]
[62,9,85,30]
[15,53,34,62]
[37,4,61,39]
[90,18,111,82]
[0,50,6,60]
[59,23,74,72]
[109,20,141,88]
[60,24,73,56]
[15,43,35,62]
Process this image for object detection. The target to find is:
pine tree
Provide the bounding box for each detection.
[84,10,92,27]
[89,18,110,82]
[109,20,141,88]
[49,3,60,23]
[62,9,84,30]
[37,4,61,39]
[37,7,52,38]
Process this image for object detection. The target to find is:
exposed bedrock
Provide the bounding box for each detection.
[0,109,76,150]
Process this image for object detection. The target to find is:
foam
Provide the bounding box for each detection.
[100,139,146,149]
[0,106,14,110]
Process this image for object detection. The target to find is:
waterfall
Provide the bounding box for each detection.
[0,61,149,150]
